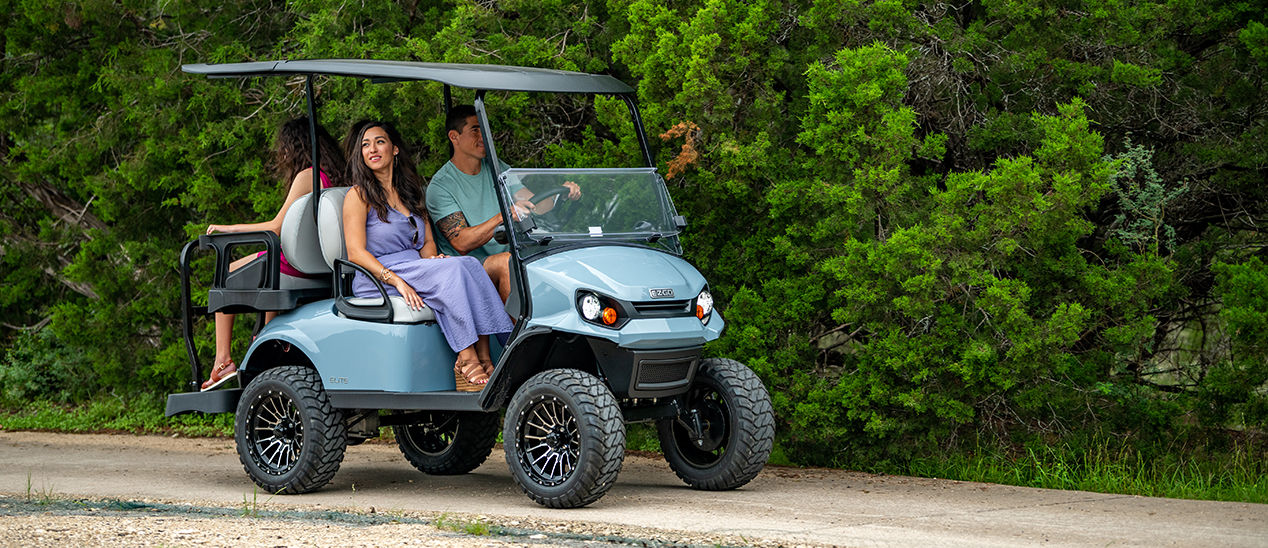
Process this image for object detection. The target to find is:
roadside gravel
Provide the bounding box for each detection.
[0,496,822,548]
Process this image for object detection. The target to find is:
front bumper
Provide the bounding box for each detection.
[588,338,701,398]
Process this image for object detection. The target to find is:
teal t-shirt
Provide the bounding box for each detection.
[426,159,520,262]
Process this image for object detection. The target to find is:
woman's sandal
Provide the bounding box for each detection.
[454,360,489,392]
[480,360,495,379]
[201,361,238,392]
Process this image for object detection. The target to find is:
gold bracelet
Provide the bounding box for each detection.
[379,268,393,283]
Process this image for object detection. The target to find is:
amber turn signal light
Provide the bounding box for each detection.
[601,307,618,325]
[696,305,705,319]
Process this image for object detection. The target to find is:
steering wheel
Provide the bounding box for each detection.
[528,186,582,226]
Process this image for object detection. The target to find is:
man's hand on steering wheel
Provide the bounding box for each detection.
[512,199,536,220]
[562,181,581,200]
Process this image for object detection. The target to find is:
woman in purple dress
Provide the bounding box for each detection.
[342,121,512,391]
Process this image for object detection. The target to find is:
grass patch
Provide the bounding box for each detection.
[901,439,1268,504]
[434,511,501,536]
[0,397,232,437]
[624,422,661,453]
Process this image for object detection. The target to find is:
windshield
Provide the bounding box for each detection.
[498,168,682,257]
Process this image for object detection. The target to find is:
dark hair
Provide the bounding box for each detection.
[340,119,376,185]
[275,117,347,193]
[346,121,428,224]
[445,105,478,136]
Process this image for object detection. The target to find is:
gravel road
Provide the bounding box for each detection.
[1,430,1265,547]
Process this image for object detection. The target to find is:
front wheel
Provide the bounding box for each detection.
[395,410,500,475]
[235,366,347,494]
[504,369,625,508]
[658,358,774,490]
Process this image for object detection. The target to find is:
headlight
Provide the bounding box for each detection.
[577,291,621,328]
[580,293,602,321]
[696,289,714,321]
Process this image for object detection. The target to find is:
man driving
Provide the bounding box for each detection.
[427,105,580,302]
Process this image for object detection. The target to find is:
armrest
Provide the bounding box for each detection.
[333,258,394,323]
[198,231,282,290]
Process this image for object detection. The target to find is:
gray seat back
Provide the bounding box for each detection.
[280,193,333,276]
[318,187,352,269]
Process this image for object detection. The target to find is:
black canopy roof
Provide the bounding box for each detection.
[181,59,634,94]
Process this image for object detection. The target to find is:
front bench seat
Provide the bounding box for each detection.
[317,186,435,323]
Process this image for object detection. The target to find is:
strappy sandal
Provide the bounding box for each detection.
[201,361,238,391]
[480,360,495,378]
[454,360,489,392]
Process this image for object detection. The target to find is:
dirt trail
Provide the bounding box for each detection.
[1,430,1265,547]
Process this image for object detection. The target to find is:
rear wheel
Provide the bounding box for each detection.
[658,358,773,490]
[394,410,499,475]
[235,366,347,494]
[504,369,625,508]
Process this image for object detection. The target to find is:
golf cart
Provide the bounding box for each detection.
[166,60,774,508]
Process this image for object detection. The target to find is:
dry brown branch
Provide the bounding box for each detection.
[660,122,701,179]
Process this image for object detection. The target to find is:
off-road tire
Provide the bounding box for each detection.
[394,410,500,475]
[235,366,347,494]
[658,358,773,490]
[504,369,625,508]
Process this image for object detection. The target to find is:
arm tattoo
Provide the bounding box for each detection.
[436,212,468,243]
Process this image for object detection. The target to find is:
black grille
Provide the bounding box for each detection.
[636,358,695,388]
[631,299,692,317]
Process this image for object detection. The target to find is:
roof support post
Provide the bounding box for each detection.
[620,94,656,168]
[306,75,322,223]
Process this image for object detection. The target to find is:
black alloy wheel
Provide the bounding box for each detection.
[518,395,580,486]
[235,366,346,494]
[395,410,499,475]
[505,369,625,508]
[658,358,774,490]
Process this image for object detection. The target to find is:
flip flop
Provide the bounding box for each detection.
[201,361,239,391]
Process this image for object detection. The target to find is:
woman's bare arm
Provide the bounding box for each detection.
[207,169,316,235]
[343,187,425,310]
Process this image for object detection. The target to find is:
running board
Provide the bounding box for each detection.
[165,389,242,417]
[327,390,485,411]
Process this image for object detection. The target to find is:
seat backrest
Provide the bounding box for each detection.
[318,187,352,269]
[279,193,332,275]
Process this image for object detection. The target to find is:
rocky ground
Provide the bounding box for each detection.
[0,495,822,548]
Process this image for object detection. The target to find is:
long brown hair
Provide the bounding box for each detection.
[275,117,348,193]
[346,121,427,224]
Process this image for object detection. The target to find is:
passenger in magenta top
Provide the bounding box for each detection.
[201,118,348,391]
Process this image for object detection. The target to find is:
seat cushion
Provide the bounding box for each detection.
[279,273,330,290]
[343,296,436,323]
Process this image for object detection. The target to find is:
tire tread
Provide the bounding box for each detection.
[235,366,347,495]
[661,358,774,491]
[505,369,626,508]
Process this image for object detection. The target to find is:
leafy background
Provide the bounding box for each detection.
[2,0,1267,469]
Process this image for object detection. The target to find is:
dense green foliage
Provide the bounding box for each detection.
[3,0,1267,470]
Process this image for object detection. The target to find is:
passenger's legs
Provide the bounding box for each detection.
[475,335,494,377]
[207,254,257,390]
